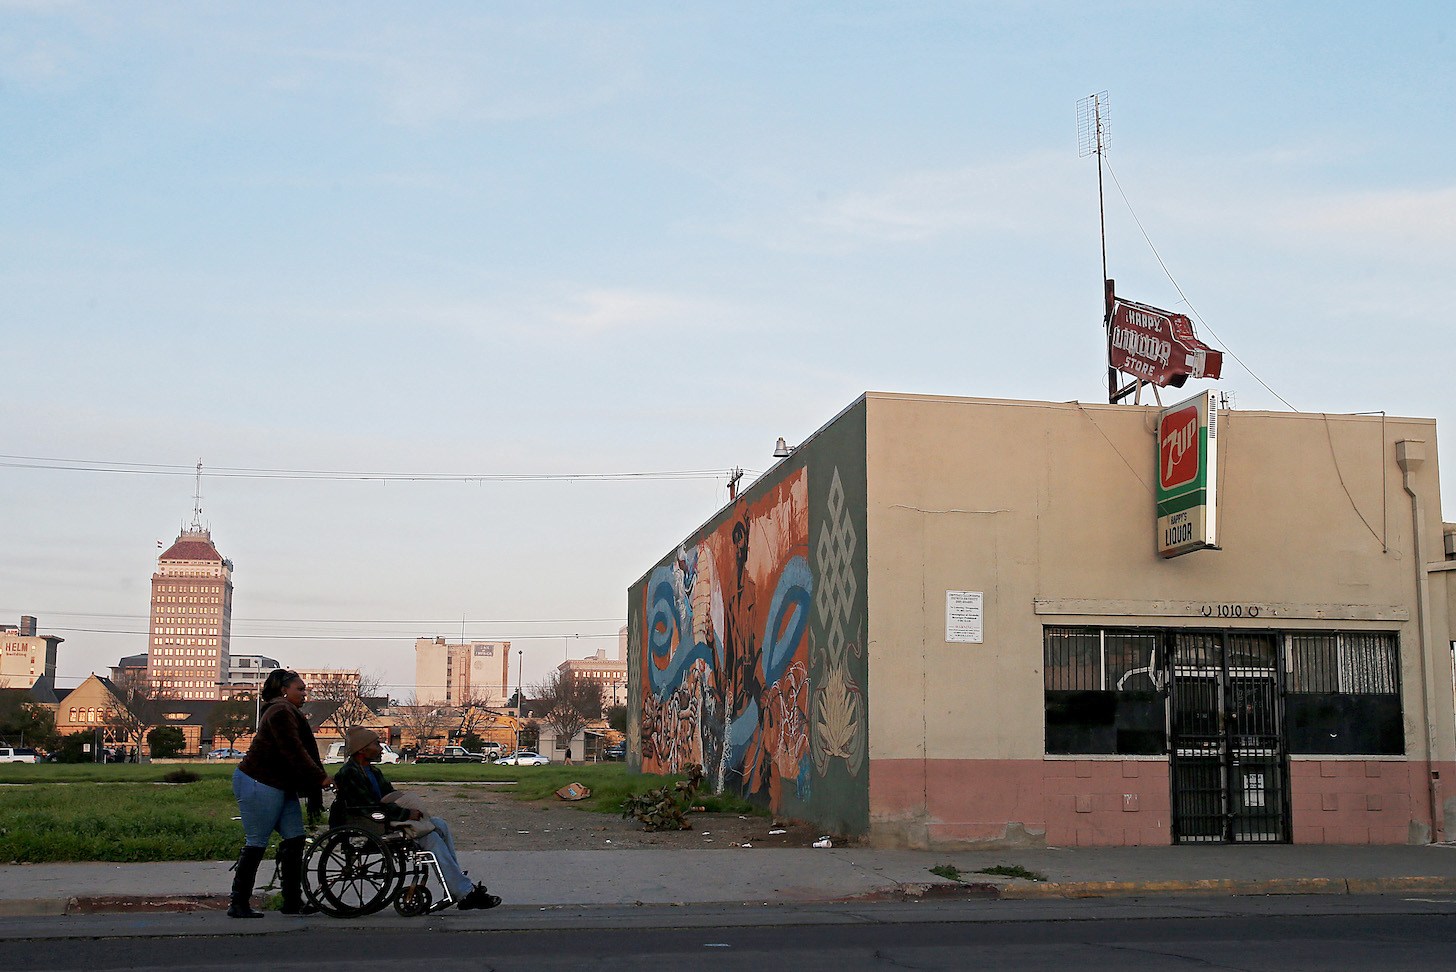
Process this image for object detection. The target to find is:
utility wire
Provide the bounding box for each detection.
[0,455,758,483]
[1103,157,1299,412]
[40,625,620,641]
[3,609,624,625]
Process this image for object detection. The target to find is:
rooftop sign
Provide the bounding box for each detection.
[1110,297,1223,388]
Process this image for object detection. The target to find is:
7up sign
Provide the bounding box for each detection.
[1157,391,1219,558]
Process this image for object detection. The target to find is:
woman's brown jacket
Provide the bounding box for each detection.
[238,698,328,797]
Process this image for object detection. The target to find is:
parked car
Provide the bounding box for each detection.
[323,741,400,765]
[602,743,626,761]
[205,747,245,760]
[0,747,39,764]
[415,745,491,764]
[495,750,550,766]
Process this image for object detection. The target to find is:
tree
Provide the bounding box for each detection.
[311,670,382,741]
[605,704,627,734]
[105,670,173,760]
[0,694,56,750]
[530,671,604,753]
[454,684,495,742]
[393,695,448,752]
[209,693,256,751]
[147,725,186,758]
[55,730,95,763]
[518,719,539,751]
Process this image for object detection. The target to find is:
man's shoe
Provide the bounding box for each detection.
[457,885,503,911]
[227,903,264,919]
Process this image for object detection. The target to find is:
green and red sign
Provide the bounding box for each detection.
[1157,391,1219,558]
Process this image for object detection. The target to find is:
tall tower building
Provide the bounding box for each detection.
[146,468,233,700]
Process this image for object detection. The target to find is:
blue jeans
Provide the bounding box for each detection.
[233,768,304,848]
[415,816,472,897]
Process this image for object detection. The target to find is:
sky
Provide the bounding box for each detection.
[3,1,1453,699]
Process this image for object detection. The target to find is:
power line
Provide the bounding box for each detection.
[41,625,620,641]
[3,609,624,625]
[0,454,761,483]
[1102,157,1298,412]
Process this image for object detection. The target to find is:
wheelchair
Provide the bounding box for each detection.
[301,814,459,919]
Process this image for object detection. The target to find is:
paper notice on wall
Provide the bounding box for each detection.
[945,591,984,644]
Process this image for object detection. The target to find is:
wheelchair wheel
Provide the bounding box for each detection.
[303,827,400,918]
[393,883,433,917]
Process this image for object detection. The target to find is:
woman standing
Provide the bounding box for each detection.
[229,669,331,918]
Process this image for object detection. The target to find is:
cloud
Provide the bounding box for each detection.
[1272,185,1456,250]
[745,152,1083,253]
[544,288,724,336]
[260,15,644,128]
[0,32,77,88]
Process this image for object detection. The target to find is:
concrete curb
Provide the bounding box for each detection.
[997,875,1456,899]
[3,876,1454,917]
[0,895,230,918]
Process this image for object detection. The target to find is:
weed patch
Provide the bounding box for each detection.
[929,863,963,881]
[622,764,704,831]
[975,864,1047,882]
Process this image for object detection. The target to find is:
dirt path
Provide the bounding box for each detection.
[402,783,834,851]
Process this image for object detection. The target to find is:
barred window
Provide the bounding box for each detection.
[1044,627,1164,756]
[1285,631,1401,755]
[1286,632,1399,694]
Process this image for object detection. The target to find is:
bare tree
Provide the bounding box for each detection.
[530,671,604,752]
[454,683,497,742]
[208,693,256,751]
[311,670,383,740]
[104,670,174,760]
[393,694,448,752]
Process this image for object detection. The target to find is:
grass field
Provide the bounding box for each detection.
[0,762,759,863]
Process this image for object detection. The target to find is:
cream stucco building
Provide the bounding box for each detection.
[627,392,1456,848]
[414,637,511,707]
[1,616,60,690]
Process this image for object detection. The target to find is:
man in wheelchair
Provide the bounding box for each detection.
[332,728,502,911]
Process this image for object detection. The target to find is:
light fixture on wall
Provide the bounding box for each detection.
[773,437,795,458]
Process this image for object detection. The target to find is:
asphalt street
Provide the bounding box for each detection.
[2,894,1454,971]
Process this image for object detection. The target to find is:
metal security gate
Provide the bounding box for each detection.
[1168,631,1289,843]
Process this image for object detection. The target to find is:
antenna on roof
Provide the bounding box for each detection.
[1076,90,1110,291]
[190,459,205,531]
[1077,91,1122,402]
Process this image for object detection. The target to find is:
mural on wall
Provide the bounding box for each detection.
[640,470,812,808]
[812,467,866,777]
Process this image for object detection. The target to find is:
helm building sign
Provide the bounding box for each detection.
[1109,297,1223,387]
[1157,391,1219,558]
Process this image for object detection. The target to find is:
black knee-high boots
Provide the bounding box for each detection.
[278,835,314,915]
[228,845,266,918]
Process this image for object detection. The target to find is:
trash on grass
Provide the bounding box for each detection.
[812,837,833,848]
[555,782,591,801]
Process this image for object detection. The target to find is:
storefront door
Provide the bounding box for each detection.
[1168,630,1290,843]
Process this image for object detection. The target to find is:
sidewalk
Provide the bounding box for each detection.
[3,843,1455,916]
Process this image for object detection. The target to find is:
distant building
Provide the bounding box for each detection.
[55,674,218,756]
[295,668,360,690]
[111,653,148,684]
[225,654,281,696]
[145,526,234,700]
[557,647,627,708]
[0,616,61,690]
[415,637,511,707]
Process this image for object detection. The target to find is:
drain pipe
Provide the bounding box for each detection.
[1397,439,1444,842]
